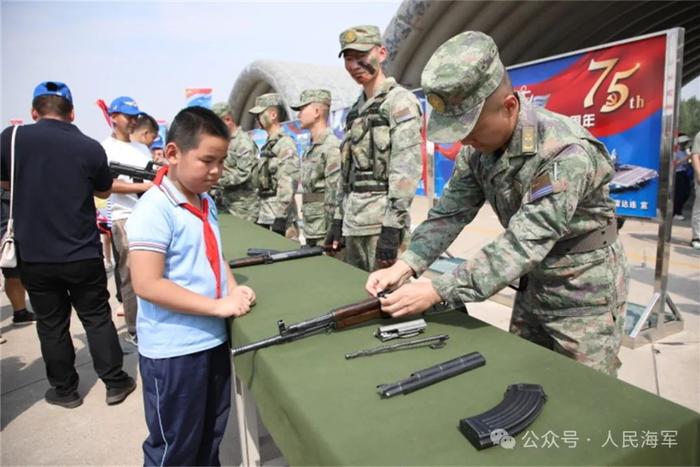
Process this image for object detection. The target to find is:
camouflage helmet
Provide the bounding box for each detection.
[248,93,284,115]
[421,31,505,143]
[338,25,382,57]
[212,101,232,119]
[290,89,332,111]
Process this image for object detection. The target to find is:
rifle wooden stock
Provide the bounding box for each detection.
[333,297,385,329]
[229,255,267,268]
[231,294,390,356]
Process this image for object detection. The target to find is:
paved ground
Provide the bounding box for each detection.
[1,195,698,465]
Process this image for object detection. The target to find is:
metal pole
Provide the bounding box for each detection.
[626,27,685,346]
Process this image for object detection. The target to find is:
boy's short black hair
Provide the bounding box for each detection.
[134,113,159,133]
[32,95,74,118]
[167,106,229,152]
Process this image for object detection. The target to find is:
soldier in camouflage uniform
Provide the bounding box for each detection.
[291,89,341,246]
[248,93,300,238]
[212,102,260,222]
[366,31,630,376]
[325,25,423,272]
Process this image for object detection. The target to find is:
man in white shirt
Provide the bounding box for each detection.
[101,96,152,345]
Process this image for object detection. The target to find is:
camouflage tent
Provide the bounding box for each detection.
[227,60,359,131]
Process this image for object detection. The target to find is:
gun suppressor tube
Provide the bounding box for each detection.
[377,351,485,398]
[459,383,547,449]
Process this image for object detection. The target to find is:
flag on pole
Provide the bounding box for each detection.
[185,88,213,109]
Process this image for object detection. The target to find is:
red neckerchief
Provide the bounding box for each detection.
[154,166,222,298]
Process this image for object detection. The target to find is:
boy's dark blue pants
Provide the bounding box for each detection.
[139,343,231,466]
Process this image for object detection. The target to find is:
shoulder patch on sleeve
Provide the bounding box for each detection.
[526,173,568,203]
[392,106,417,124]
[325,161,341,174]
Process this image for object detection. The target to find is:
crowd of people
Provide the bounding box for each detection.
[1,24,699,465]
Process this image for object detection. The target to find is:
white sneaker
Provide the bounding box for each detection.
[673,214,685,221]
[691,239,700,250]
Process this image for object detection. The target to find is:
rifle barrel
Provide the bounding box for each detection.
[230,297,385,356]
[231,333,289,356]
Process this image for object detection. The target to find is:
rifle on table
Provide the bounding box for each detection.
[231,292,391,356]
[109,161,157,182]
[229,245,327,268]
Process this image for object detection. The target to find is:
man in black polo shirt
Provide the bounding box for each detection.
[0,81,136,408]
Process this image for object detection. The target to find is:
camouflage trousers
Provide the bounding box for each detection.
[224,194,259,223]
[343,232,409,273]
[343,235,379,272]
[509,292,626,376]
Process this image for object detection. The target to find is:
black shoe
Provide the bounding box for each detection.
[106,377,137,405]
[45,388,83,409]
[12,309,36,325]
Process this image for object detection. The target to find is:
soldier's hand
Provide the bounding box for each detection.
[271,217,286,236]
[366,260,414,296]
[374,257,396,269]
[140,180,154,192]
[324,219,344,256]
[375,226,401,268]
[378,281,442,318]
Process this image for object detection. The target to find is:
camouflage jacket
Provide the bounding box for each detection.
[254,130,300,224]
[220,127,258,198]
[333,77,422,236]
[402,97,629,316]
[301,128,341,239]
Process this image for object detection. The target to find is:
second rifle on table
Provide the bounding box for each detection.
[231,293,391,356]
[228,245,330,268]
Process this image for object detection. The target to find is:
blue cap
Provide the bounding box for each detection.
[33,81,73,102]
[108,96,141,116]
[150,135,164,150]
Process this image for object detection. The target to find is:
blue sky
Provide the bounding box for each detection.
[1,1,401,140]
[2,1,698,141]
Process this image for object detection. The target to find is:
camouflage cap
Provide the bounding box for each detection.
[212,101,232,119]
[248,93,284,115]
[421,31,505,143]
[290,89,332,111]
[338,25,382,57]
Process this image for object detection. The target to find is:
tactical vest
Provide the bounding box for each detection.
[255,134,283,198]
[341,84,396,193]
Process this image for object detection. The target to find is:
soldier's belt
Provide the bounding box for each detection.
[302,192,325,203]
[550,221,617,255]
[258,190,276,198]
[351,184,388,193]
[349,171,389,193]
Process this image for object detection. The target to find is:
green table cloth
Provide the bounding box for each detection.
[221,215,699,466]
